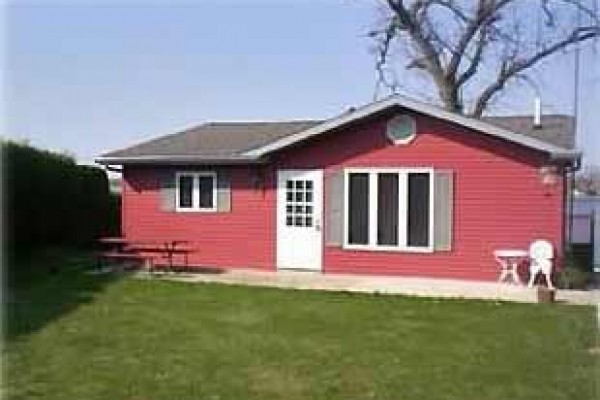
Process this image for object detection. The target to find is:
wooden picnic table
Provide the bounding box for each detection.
[97,237,150,270]
[130,240,193,271]
[97,237,194,272]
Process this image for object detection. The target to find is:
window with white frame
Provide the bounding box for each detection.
[176,172,217,212]
[344,169,433,251]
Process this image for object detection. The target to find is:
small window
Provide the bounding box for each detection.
[178,175,194,209]
[176,172,217,212]
[198,176,215,209]
[284,178,316,229]
[386,114,417,144]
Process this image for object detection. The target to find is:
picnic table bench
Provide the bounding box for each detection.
[97,237,194,272]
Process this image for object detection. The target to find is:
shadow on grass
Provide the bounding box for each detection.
[4,248,121,341]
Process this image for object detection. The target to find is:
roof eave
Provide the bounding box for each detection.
[548,150,582,168]
[95,154,266,166]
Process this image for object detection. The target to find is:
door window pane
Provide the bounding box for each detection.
[407,173,430,247]
[348,173,369,245]
[198,176,214,209]
[178,175,194,208]
[305,191,313,203]
[284,179,315,229]
[377,173,399,246]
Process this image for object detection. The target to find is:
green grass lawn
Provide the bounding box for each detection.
[4,251,598,400]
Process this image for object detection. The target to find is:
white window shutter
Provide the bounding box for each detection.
[326,170,345,246]
[433,170,454,251]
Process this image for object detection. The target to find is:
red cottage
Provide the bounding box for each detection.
[97,96,580,281]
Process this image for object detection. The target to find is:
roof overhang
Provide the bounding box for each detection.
[242,95,580,160]
[95,154,267,166]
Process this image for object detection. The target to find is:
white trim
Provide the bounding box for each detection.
[175,171,217,212]
[343,169,350,248]
[397,172,408,248]
[242,95,578,159]
[368,173,378,249]
[342,167,434,253]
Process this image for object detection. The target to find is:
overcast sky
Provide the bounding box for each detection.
[4,1,600,167]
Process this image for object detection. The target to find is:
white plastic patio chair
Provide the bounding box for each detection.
[527,240,554,289]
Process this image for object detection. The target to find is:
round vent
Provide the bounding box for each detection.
[386,114,417,144]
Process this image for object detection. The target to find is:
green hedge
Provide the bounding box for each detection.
[3,141,119,249]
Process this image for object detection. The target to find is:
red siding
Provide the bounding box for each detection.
[122,111,565,281]
[122,166,276,270]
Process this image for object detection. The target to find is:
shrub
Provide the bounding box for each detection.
[555,267,590,290]
[3,140,118,250]
[556,251,592,290]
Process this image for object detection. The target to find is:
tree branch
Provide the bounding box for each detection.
[471,26,600,116]
[456,27,488,87]
[374,17,401,97]
[386,0,445,80]
[446,0,513,78]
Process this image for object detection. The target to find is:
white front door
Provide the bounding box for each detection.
[277,169,323,270]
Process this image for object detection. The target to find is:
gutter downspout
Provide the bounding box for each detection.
[564,157,582,259]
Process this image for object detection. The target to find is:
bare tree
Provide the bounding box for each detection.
[575,165,600,195]
[370,0,600,117]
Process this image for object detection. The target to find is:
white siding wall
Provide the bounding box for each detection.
[573,195,600,271]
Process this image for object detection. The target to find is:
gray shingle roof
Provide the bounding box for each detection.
[483,115,575,150]
[97,100,577,165]
[101,120,320,160]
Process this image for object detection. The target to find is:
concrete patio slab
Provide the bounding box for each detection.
[135,268,599,306]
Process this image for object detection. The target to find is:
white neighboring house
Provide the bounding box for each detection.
[572,193,600,272]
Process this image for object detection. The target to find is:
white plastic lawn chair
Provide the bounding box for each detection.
[527,240,554,289]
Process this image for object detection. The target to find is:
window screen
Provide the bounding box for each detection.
[377,173,399,246]
[198,175,214,209]
[178,175,194,208]
[407,173,430,247]
[348,173,369,245]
